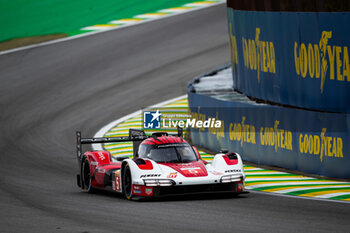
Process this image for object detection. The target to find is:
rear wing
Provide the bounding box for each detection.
[76,127,184,161]
[76,129,147,161]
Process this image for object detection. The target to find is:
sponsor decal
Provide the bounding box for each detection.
[145,188,153,196]
[180,167,201,173]
[225,169,242,173]
[167,172,177,178]
[98,168,106,173]
[140,174,161,178]
[90,161,99,166]
[163,161,208,177]
[210,171,223,175]
[114,170,121,191]
[180,167,202,176]
[98,152,106,160]
[237,181,244,192]
[133,185,142,194]
[180,167,199,170]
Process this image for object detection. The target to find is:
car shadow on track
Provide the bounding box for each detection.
[78,189,250,202]
[146,192,250,202]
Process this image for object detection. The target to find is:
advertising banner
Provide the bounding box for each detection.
[227,8,350,113]
[188,92,350,179]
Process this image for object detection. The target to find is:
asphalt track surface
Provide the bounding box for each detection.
[0,4,349,233]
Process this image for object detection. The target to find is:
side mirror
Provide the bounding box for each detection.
[177,126,183,137]
[116,156,129,161]
[220,149,229,154]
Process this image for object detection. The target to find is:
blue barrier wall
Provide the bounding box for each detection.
[227,8,350,113]
[188,1,350,178]
[188,91,350,179]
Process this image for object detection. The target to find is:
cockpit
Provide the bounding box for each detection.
[138,143,198,163]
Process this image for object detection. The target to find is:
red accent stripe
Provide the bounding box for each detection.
[150,138,161,144]
[142,136,188,146]
[167,137,175,143]
[157,137,167,144]
[161,161,208,177]
[137,159,153,170]
[223,155,238,165]
[143,140,156,145]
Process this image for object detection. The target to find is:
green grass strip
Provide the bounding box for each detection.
[0,0,200,42]
[330,194,350,200]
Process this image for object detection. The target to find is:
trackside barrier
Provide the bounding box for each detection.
[227,0,350,113]
[187,90,350,179]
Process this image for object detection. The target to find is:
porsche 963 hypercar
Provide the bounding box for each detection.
[76,128,246,200]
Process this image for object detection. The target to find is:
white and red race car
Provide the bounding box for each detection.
[76,129,246,200]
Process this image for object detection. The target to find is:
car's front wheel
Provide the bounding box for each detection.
[122,163,133,200]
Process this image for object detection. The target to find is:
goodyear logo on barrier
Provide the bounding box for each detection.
[229,116,256,146]
[229,25,276,81]
[241,28,276,81]
[200,114,344,162]
[229,24,238,66]
[299,129,343,162]
[294,31,350,93]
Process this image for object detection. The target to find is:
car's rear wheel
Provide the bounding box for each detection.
[123,164,133,200]
[81,157,94,193]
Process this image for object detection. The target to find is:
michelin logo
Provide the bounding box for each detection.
[143,110,161,129]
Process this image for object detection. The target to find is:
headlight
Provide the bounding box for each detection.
[143,179,175,186]
[220,175,242,183]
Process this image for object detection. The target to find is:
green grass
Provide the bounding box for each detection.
[0,0,197,42]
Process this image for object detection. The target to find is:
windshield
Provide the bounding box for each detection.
[139,144,198,163]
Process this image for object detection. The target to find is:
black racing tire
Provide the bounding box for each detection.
[81,156,95,193]
[122,164,133,200]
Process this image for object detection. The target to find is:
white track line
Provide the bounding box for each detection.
[246,181,350,189]
[0,2,224,56]
[274,186,350,194]
[246,177,315,182]
[248,189,350,204]
[316,192,350,198]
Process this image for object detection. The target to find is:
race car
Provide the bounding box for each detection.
[75,128,246,200]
